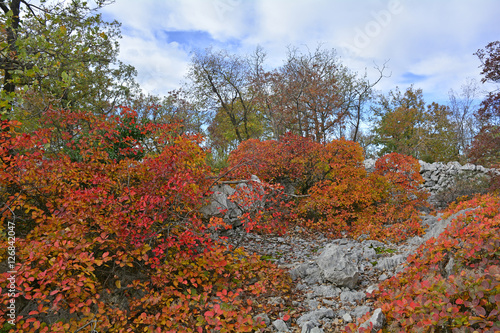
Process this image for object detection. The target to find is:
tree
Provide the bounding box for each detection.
[372,86,426,157]
[187,47,261,145]
[469,41,500,167]
[251,46,386,144]
[421,102,458,162]
[207,101,264,162]
[0,0,138,126]
[448,78,481,161]
[129,89,205,134]
[338,62,389,143]
[372,86,457,162]
[259,47,343,143]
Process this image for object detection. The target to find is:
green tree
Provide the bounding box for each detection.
[207,101,264,161]
[421,102,458,162]
[0,0,138,127]
[372,86,457,162]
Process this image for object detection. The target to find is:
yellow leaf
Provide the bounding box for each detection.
[115,280,121,289]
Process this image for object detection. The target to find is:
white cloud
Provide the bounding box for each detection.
[118,35,190,94]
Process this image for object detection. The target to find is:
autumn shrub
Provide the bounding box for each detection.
[346,193,500,332]
[226,133,323,194]
[301,150,427,242]
[227,135,428,242]
[0,109,293,332]
[369,152,429,241]
[298,139,379,237]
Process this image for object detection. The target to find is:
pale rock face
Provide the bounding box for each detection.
[316,244,360,289]
[200,175,263,227]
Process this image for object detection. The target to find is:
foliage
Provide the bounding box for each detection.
[469,125,500,168]
[0,0,138,125]
[263,47,344,143]
[470,41,500,192]
[369,153,429,241]
[186,45,384,163]
[129,89,206,135]
[226,133,322,193]
[227,135,428,242]
[346,194,500,332]
[252,47,385,143]
[372,86,458,162]
[207,102,265,162]
[301,151,427,242]
[0,109,293,332]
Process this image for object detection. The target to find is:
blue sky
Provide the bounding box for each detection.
[100,0,500,104]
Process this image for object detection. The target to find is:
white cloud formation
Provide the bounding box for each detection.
[100,0,500,102]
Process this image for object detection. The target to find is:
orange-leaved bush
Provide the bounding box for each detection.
[226,133,322,194]
[346,193,500,332]
[0,108,292,333]
[370,152,429,242]
[298,138,378,237]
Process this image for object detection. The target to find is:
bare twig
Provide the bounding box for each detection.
[73,315,99,333]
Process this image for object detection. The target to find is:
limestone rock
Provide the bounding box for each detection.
[317,244,360,288]
[297,308,335,327]
[254,312,270,326]
[359,308,386,332]
[272,319,290,332]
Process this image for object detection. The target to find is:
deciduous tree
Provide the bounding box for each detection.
[372,86,457,162]
[256,47,343,143]
[0,0,138,125]
[187,47,261,144]
[448,78,481,160]
[470,41,500,168]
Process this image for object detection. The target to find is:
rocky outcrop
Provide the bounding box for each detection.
[200,175,264,228]
[202,162,488,330]
[227,208,473,332]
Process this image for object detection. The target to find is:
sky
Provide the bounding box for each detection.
[99,0,500,104]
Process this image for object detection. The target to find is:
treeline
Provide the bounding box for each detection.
[1,2,500,332]
[182,45,499,167]
[2,1,499,170]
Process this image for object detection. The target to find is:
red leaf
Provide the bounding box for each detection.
[475,306,486,317]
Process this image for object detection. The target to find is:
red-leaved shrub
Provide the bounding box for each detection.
[0,109,293,332]
[346,193,500,332]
